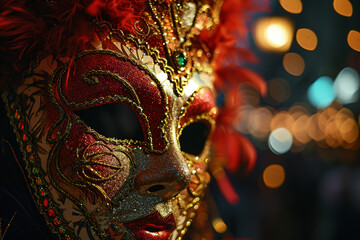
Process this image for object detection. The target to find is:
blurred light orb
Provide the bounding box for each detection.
[340,118,359,144]
[248,107,273,139]
[271,111,294,131]
[279,0,303,14]
[268,127,293,155]
[266,24,289,48]
[348,30,360,52]
[212,218,228,233]
[292,115,311,144]
[308,114,325,141]
[333,0,353,17]
[283,52,305,76]
[268,78,291,104]
[334,67,360,104]
[263,164,286,189]
[254,17,294,53]
[235,105,255,134]
[307,76,336,109]
[296,28,318,51]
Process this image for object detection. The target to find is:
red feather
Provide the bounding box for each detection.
[209,0,268,185]
[105,0,147,33]
[226,132,242,173]
[86,0,106,16]
[0,0,149,87]
[215,169,240,205]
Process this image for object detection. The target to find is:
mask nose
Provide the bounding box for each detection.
[134,146,190,200]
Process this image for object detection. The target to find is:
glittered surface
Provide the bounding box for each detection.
[5,2,220,236]
[50,50,169,152]
[125,212,176,240]
[179,87,217,130]
[5,49,217,240]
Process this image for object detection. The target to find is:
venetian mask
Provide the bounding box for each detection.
[1,0,222,239]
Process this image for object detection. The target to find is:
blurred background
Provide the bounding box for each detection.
[202,0,360,239]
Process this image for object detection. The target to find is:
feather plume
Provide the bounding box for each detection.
[207,0,268,204]
[0,0,147,87]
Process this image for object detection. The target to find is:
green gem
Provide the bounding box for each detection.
[32,167,38,174]
[175,52,187,67]
[59,227,65,234]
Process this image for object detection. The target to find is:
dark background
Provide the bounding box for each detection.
[210,0,360,239]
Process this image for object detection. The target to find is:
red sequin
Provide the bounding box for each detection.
[48,209,55,217]
[43,199,49,207]
[18,122,24,130]
[53,218,60,225]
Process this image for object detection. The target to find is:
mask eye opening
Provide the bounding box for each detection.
[74,103,144,142]
[179,120,211,156]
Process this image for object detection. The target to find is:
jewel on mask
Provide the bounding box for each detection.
[0,0,263,238]
[32,167,38,174]
[174,51,188,70]
[48,209,55,217]
[26,144,32,152]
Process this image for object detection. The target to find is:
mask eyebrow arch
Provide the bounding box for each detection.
[178,87,217,129]
[81,70,141,106]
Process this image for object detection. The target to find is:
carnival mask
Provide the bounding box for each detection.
[1,0,222,239]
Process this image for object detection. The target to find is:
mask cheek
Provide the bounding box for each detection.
[48,121,131,205]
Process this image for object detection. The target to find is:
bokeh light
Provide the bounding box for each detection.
[340,118,359,144]
[292,115,311,144]
[267,78,291,105]
[283,52,305,76]
[333,0,353,17]
[307,76,336,109]
[248,107,273,139]
[334,67,360,104]
[279,0,303,14]
[289,104,310,117]
[236,103,360,151]
[296,28,318,51]
[268,128,293,155]
[254,17,294,53]
[348,30,360,52]
[241,85,261,106]
[236,105,254,134]
[212,218,228,234]
[307,113,325,142]
[271,111,295,131]
[266,24,289,48]
[263,164,286,189]
[324,117,341,148]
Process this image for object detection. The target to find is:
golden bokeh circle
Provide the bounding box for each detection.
[348,30,360,52]
[283,52,305,76]
[263,164,286,189]
[296,28,318,51]
[279,0,303,14]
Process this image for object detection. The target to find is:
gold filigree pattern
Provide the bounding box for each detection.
[177,86,217,137]
[2,0,224,239]
[2,91,80,240]
[73,141,132,202]
[48,49,170,154]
